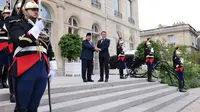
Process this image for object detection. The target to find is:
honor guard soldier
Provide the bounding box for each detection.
[174,50,186,92]
[117,39,126,79]
[144,38,155,82]
[1,4,16,103]
[7,0,57,111]
[0,6,10,89]
[173,45,179,69]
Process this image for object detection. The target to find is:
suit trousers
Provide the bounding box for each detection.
[81,59,93,81]
[99,57,109,80]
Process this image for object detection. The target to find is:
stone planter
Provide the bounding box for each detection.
[65,60,81,77]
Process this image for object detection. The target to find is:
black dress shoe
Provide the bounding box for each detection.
[105,79,108,82]
[10,94,16,103]
[120,77,125,79]
[0,84,3,89]
[179,89,187,92]
[3,83,9,88]
[147,79,155,82]
[87,80,94,82]
[98,79,103,82]
[83,80,87,82]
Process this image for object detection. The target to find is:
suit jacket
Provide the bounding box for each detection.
[80,40,95,60]
[97,38,110,58]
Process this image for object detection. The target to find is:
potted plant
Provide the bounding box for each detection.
[59,34,82,76]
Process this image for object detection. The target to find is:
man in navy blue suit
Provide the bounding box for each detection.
[97,31,110,82]
[80,33,100,82]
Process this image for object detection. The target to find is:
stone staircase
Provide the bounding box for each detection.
[0,76,198,112]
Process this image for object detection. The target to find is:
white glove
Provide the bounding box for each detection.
[28,20,44,39]
[48,69,56,82]
[48,60,57,82]
[150,48,154,53]
[180,58,184,64]
[50,60,57,70]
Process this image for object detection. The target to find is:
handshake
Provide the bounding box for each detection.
[95,47,101,52]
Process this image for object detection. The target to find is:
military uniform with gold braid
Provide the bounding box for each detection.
[144,38,155,82]
[174,50,186,92]
[0,6,10,89]
[7,1,57,111]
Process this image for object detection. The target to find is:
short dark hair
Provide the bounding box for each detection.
[86,33,92,36]
[147,38,151,41]
[101,31,107,34]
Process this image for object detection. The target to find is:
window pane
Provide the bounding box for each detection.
[68,17,72,25]
[114,0,119,11]
[95,26,98,32]
[92,0,98,3]
[45,22,52,37]
[0,0,6,10]
[68,28,72,34]
[73,18,78,27]
[130,43,134,50]
[168,35,175,44]
[73,29,79,34]
[41,4,51,20]
[127,0,132,18]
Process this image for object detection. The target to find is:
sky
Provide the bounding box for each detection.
[138,0,200,31]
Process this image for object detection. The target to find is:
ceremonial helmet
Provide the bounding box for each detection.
[146,37,151,41]
[24,0,39,10]
[16,2,22,9]
[175,45,179,50]
[2,6,10,14]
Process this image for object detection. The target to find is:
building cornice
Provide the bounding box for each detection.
[140,24,198,37]
[64,0,139,31]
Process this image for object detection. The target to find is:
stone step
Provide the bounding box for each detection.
[156,95,199,112]
[122,91,188,112]
[45,78,147,94]
[40,82,159,106]
[0,78,146,102]
[39,85,172,112]
[0,82,165,112]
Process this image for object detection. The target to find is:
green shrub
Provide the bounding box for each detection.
[58,34,82,61]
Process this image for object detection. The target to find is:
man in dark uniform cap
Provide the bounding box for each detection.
[7,0,57,111]
[80,33,100,82]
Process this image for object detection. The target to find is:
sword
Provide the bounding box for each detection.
[47,76,52,112]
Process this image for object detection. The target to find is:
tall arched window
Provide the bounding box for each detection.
[129,37,134,50]
[40,3,53,37]
[68,17,79,34]
[92,24,99,36]
[92,24,100,70]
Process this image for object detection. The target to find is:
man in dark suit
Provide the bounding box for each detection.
[97,31,110,82]
[80,33,100,82]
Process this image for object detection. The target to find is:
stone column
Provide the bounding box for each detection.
[54,2,65,76]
